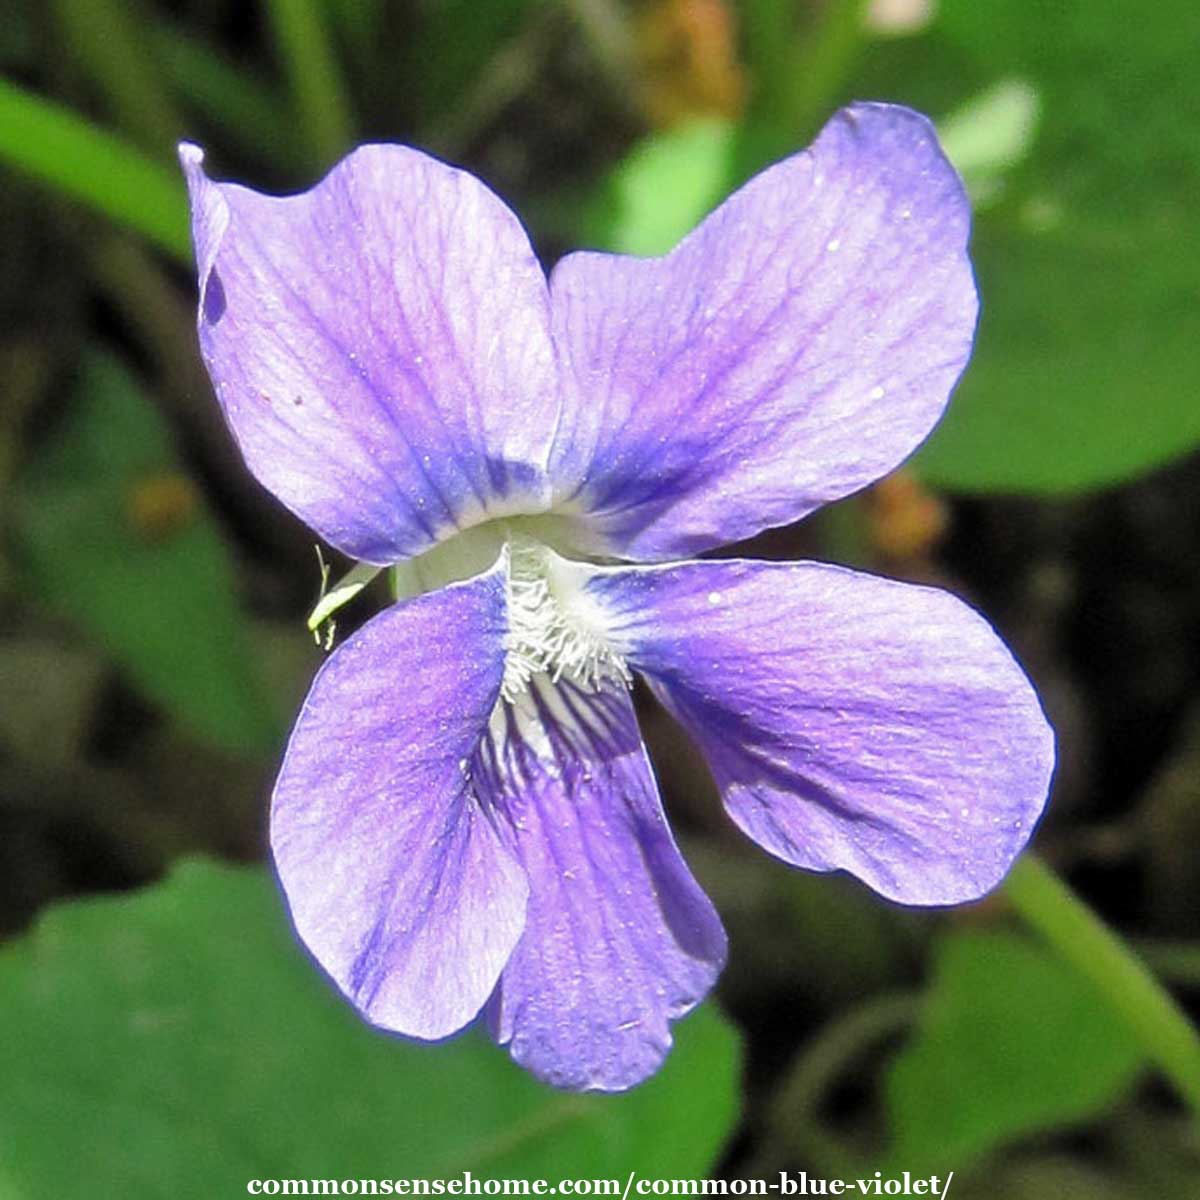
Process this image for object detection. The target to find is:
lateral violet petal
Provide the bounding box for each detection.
[548,104,978,559]
[587,560,1055,904]
[271,560,528,1040]
[180,143,559,564]
[478,679,726,1091]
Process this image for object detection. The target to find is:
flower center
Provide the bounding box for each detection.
[389,519,629,703]
[501,537,630,702]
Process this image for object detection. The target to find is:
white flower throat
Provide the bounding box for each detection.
[501,537,630,701]
[387,520,630,703]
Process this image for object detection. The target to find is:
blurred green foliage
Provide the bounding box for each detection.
[0,860,741,1195]
[0,74,188,258]
[584,119,737,255]
[911,0,1200,492]
[884,930,1142,1172]
[1,0,1200,1194]
[14,353,280,755]
[3,0,1199,491]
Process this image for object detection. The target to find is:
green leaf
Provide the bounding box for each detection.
[14,352,280,755]
[584,120,738,256]
[0,860,742,1195]
[937,78,1040,209]
[884,930,1143,1173]
[0,76,188,261]
[911,0,1200,492]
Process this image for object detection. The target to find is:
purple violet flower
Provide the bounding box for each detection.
[181,104,1054,1092]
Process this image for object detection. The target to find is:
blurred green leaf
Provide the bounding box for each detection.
[0,859,742,1196]
[884,930,1143,1173]
[912,0,1200,491]
[938,78,1040,209]
[14,352,279,755]
[0,76,188,260]
[585,120,737,256]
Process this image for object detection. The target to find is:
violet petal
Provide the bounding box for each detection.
[548,104,977,559]
[181,143,559,564]
[479,679,726,1091]
[271,560,528,1039]
[588,558,1054,904]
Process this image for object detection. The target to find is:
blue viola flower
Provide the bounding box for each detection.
[181,104,1054,1092]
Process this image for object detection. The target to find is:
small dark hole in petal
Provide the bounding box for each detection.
[202,269,227,324]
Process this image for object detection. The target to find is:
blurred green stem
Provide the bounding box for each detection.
[265,0,355,165]
[426,12,559,157]
[0,77,189,261]
[51,0,182,155]
[1005,854,1200,1117]
[739,0,871,173]
[321,0,382,77]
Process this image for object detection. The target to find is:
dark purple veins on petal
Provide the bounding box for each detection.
[474,678,726,1092]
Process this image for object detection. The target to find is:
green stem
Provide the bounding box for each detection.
[738,0,871,174]
[1005,854,1200,1116]
[781,0,871,134]
[0,77,189,262]
[265,0,355,166]
[322,0,382,77]
[51,0,183,155]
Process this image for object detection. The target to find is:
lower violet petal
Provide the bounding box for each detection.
[271,562,528,1040]
[478,678,726,1091]
[587,560,1055,905]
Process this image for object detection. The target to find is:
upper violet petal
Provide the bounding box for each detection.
[587,559,1054,904]
[479,679,726,1091]
[180,143,559,565]
[548,104,978,559]
[271,560,528,1040]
